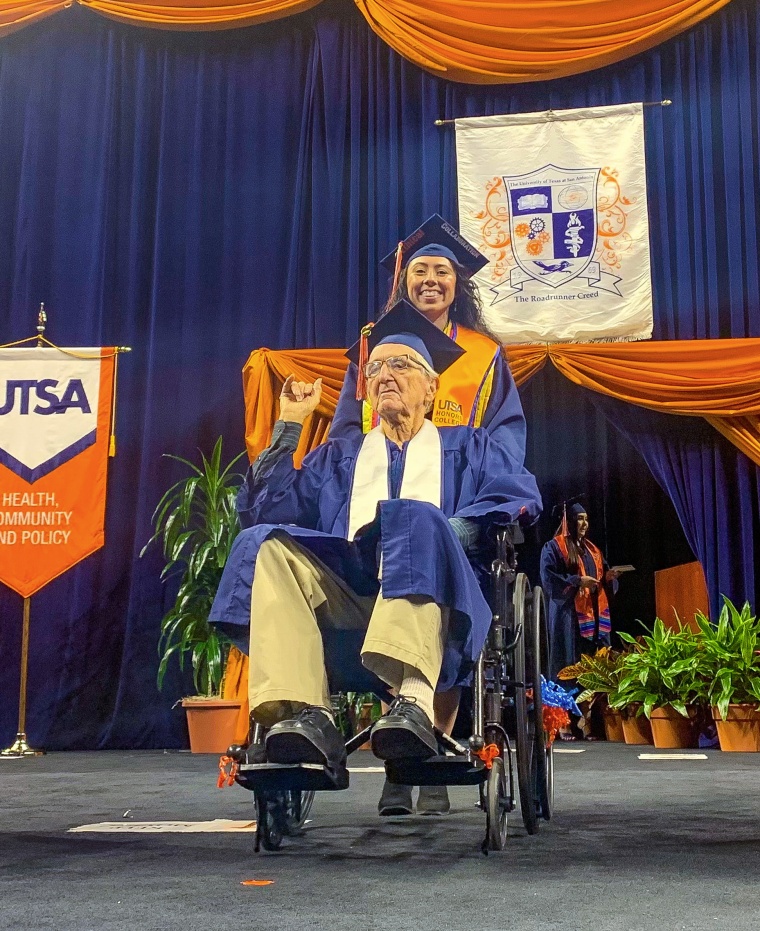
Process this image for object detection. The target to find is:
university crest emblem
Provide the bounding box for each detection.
[505,164,599,290]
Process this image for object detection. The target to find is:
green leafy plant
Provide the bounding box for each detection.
[332,692,381,739]
[142,437,245,696]
[557,646,625,706]
[609,618,701,719]
[692,598,760,721]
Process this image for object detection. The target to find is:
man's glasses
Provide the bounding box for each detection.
[363,355,430,380]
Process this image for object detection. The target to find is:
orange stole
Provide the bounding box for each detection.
[361,324,499,431]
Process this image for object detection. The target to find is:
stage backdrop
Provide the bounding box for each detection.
[0,0,758,749]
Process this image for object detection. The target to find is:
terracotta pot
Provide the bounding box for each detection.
[621,708,654,745]
[649,706,698,749]
[181,698,244,754]
[712,704,760,752]
[603,709,625,742]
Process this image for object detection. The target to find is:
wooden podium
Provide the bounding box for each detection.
[654,561,709,630]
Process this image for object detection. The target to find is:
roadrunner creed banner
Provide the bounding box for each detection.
[0,348,115,597]
[456,104,652,343]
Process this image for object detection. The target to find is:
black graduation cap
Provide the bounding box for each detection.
[379,214,488,280]
[551,495,588,525]
[346,300,465,398]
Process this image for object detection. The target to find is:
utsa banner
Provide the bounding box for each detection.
[456,104,652,343]
[0,347,115,597]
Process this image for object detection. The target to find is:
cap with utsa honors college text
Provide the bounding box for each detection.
[379,214,488,280]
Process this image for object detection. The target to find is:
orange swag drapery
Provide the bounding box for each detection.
[227,336,760,736]
[0,1,733,84]
[243,338,760,467]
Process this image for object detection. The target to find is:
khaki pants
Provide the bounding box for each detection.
[248,534,448,726]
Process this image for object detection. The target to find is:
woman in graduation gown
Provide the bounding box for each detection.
[540,503,621,683]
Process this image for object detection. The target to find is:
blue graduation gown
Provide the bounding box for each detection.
[540,538,614,680]
[331,353,527,469]
[211,426,542,691]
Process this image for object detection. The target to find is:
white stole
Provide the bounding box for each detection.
[346,420,443,540]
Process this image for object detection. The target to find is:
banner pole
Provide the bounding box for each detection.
[1,597,44,757]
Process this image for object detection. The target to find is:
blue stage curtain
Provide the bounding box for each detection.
[0,0,758,748]
[584,392,760,621]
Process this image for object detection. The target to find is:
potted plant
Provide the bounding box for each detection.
[692,598,760,752]
[333,692,381,748]
[609,619,702,748]
[557,647,626,741]
[142,437,246,753]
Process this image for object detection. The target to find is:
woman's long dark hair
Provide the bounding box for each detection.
[554,514,583,572]
[384,259,504,347]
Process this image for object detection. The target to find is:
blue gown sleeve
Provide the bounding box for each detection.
[237,421,333,530]
[451,429,542,526]
[329,362,364,443]
[480,352,528,469]
[540,539,582,599]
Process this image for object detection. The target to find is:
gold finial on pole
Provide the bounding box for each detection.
[36,303,47,347]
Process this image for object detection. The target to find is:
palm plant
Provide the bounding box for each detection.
[142,437,245,696]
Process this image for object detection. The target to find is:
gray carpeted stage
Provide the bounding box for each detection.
[1,744,758,931]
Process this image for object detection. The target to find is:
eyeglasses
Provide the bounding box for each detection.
[362,355,430,380]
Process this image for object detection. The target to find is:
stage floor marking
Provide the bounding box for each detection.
[68,819,257,833]
[638,753,708,761]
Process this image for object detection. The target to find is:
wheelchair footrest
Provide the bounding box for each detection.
[236,762,349,792]
[385,755,486,787]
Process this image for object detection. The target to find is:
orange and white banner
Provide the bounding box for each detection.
[0,347,115,597]
[456,104,652,343]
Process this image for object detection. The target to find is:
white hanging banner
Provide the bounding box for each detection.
[456,104,652,343]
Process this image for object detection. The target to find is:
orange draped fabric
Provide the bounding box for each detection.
[79,0,320,30]
[0,1,732,84]
[0,0,66,37]
[242,339,760,467]
[348,0,733,84]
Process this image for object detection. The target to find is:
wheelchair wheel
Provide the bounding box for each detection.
[255,791,286,851]
[512,573,540,835]
[283,790,315,835]
[530,585,553,821]
[484,756,508,851]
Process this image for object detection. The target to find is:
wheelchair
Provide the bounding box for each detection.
[226,524,553,854]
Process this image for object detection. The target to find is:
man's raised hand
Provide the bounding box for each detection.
[279,375,323,424]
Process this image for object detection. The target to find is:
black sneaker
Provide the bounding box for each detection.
[265,707,346,769]
[370,696,438,761]
[378,778,414,816]
[417,784,450,815]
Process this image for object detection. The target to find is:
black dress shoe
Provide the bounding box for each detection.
[417,784,450,815]
[370,696,438,761]
[265,707,347,769]
[378,778,414,816]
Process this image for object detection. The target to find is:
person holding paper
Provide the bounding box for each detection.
[540,501,625,683]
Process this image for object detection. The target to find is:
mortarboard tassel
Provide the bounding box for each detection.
[355,323,374,400]
[561,502,569,538]
[381,241,405,318]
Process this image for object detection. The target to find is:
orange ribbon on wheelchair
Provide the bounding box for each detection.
[473,743,501,769]
[217,755,239,788]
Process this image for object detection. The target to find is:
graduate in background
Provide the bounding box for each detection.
[540,501,625,738]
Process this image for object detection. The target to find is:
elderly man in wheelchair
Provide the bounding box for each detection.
[210,302,543,847]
